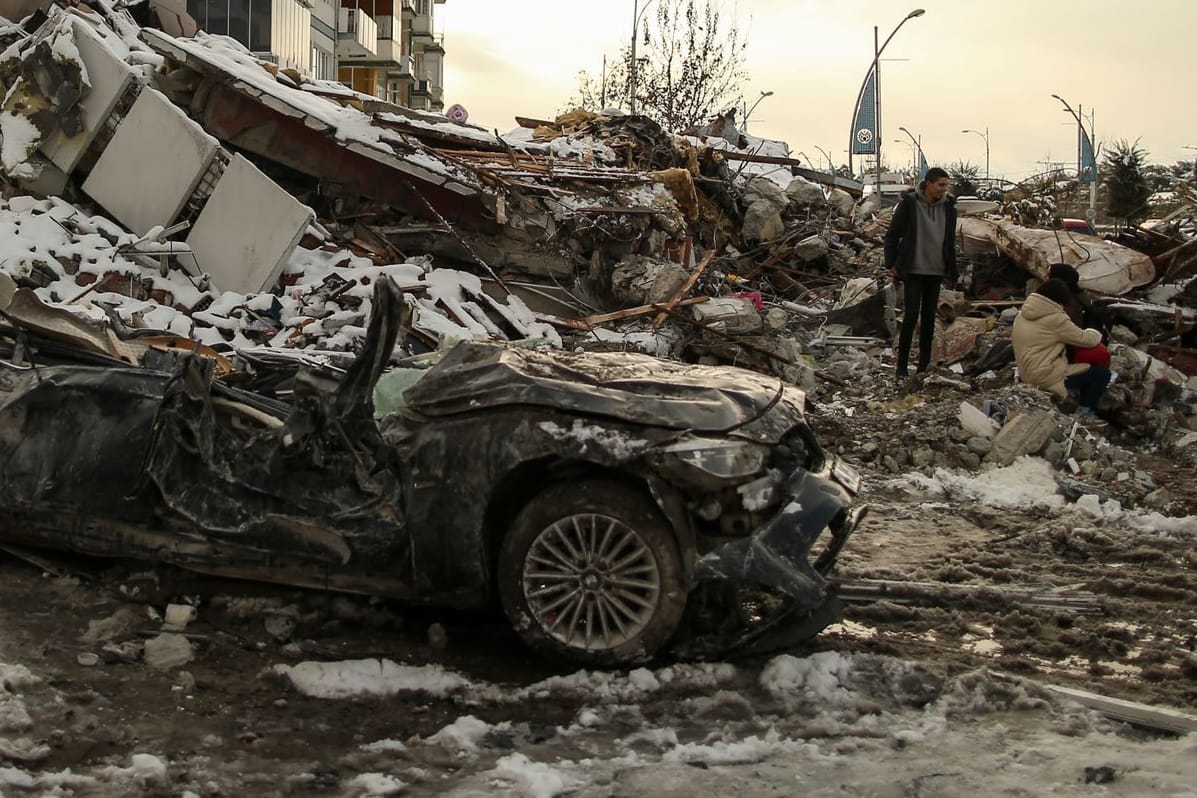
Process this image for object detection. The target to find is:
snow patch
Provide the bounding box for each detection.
[489,752,577,798]
[270,659,471,699]
[902,456,1066,510]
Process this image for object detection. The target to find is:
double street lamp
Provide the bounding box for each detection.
[814,145,836,174]
[897,125,924,181]
[847,8,925,193]
[962,127,989,182]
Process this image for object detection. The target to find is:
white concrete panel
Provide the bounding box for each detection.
[82,89,218,235]
[40,17,137,174]
[186,154,312,294]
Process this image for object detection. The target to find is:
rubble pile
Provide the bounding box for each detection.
[0,2,1195,509]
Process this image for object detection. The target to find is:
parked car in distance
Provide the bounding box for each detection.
[1059,217,1098,236]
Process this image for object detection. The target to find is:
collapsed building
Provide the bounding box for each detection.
[1,3,1197,507]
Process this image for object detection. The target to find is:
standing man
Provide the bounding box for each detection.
[884,166,958,381]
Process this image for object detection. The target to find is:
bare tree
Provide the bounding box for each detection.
[566,0,748,132]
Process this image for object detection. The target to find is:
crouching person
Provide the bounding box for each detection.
[1012,278,1110,421]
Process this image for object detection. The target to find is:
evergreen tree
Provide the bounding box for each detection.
[1103,139,1152,225]
[947,160,981,196]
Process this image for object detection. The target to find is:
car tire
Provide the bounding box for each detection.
[498,479,687,667]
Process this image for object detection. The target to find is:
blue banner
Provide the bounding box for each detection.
[851,68,877,155]
[918,149,928,181]
[1079,126,1097,183]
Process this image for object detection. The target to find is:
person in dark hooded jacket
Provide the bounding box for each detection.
[884,167,958,381]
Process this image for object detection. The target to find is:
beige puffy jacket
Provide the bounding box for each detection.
[1012,293,1102,398]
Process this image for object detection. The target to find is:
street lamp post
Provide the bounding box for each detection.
[847,9,925,194]
[629,0,659,115]
[743,90,774,131]
[897,125,923,183]
[1051,93,1097,219]
[962,127,989,182]
[814,145,835,174]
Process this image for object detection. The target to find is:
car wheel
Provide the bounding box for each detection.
[498,479,687,667]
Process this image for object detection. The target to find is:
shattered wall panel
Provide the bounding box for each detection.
[186,154,312,294]
[39,16,137,174]
[81,88,218,235]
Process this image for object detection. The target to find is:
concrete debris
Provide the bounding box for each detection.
[143,633,194,671]
[610,256,688,307]
[785,177,827,209]
[986,410,1057,466]
[742,199,785,244]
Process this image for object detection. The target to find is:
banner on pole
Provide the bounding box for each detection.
[851,68,878,155]
[1079,126,1098,183]
[918,149,929,181]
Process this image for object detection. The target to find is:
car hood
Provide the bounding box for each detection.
[401,342,805,434]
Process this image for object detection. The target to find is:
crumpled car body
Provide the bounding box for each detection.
[0,277,863,665]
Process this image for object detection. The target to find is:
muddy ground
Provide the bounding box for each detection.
[1,467,1195,796]
[2,356,1196,796]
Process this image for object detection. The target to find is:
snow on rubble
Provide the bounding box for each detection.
[0,195,560,356]
[896,454,1197,536]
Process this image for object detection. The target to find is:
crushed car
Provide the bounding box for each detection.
[0,273,864,666]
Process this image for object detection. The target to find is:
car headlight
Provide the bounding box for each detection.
[649,437,769,490]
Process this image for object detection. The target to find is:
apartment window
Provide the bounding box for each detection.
[186,0,271,52]
[377,14,393,39]
[248,0,271,51]
[310,45,335,81]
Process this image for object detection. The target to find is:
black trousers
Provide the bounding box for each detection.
[897,274,942,376]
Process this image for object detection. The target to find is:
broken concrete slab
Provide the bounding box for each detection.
[742,175,788,212]
[986,410,1057,466]
[743,200,785,245]
[692,297,763,335]
[186,154,312,294]
[959,401,1001,440]
[785,176,826,209]
[793,234,830,263]
[141,29,493,228]
[82,88,218,236]
[827,188,855,218]
[38,14,137,175]
[969,218,1157,295]
[610,256,688,308]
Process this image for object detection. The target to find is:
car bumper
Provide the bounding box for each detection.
[694,458,867,604]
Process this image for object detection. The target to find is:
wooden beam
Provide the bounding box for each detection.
[546,296,711,330]
[653,251,716,329]
[991,673,1197,735]
[718,151,806,167]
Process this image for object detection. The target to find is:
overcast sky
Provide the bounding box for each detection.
[437,0,1194,182]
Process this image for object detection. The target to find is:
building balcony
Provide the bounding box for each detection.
[411,13,433,36]
[337,7,378,59]
[384,53,416,77]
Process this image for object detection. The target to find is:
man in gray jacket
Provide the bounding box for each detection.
[884,167,958,381]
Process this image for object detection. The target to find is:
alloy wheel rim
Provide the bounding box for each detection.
[522,513,661,651]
